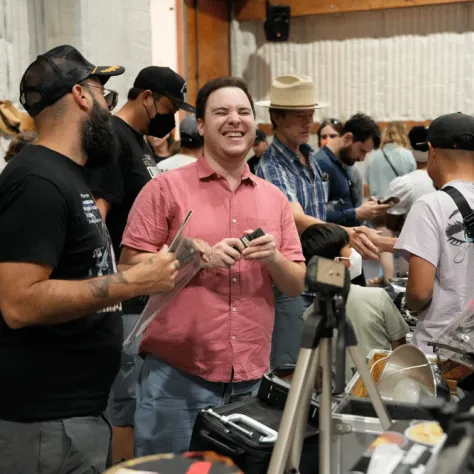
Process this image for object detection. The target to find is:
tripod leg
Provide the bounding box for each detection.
[319,338,333,474]
[348,346,392,431]
[287,345,320,469]
[267,347,316,474]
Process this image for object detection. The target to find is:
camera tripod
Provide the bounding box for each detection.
[267,258,393,474]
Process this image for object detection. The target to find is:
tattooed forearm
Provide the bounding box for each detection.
[89,272,129,298]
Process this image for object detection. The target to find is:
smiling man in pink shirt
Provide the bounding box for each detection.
[120,76,305,455]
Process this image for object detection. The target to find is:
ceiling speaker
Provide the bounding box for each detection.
[264,2,290,42]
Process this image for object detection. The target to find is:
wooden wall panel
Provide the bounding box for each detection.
[234,0,473,21]
[184,0,231,104]
[185,0,199,106]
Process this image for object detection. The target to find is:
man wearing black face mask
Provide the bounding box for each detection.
[0,45,181,474]
[85,65,195,462]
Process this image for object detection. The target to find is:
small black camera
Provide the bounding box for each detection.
[233,228,265,251]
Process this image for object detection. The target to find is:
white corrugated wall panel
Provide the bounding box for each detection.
[0,0,152,171]
[231,3,474,124]
[0,0,44,168]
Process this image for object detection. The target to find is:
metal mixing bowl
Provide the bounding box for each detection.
[376,345,451,403]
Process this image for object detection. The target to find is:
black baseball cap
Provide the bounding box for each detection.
[419,112,474,151]
[134,66,195,113]
[179,115,202,149]
[409,125,429,152]
[20,45,125,117]
[254,129,267,145]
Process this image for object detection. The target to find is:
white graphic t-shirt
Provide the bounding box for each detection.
[395,180,474,352]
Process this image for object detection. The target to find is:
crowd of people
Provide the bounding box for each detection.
[1,44,474,474]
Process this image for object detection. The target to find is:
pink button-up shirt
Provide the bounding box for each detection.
[122,158,304,382]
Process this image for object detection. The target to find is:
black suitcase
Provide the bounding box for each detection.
[190,397,319,474]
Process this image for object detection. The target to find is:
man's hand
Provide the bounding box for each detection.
[347,226,381,260]
[192,238,212,264]
[127,245,180,294]
[356,199,391,221]
[203,238,244,269]
[241,230,277,264]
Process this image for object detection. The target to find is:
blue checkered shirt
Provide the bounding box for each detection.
[256,136,326,221]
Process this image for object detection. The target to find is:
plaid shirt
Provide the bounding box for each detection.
[256,136,326,221]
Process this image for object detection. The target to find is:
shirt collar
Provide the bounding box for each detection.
[272,135,315,164]
[322,144,340,164]
[196,157,257,185]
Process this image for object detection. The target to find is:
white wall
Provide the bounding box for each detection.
[150,0,178,72]
[0,0,153,168]
[231,2,474,125]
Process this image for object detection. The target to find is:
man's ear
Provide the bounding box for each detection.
[141,90,155,107]
[197,118,204,137]
[71,84,92,112]
[342,132,353,147]
[428,143,435,162]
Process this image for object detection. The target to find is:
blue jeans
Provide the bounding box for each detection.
[134,355,261,456]
[270,287,306,369]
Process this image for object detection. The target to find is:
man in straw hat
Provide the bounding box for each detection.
[256,74,391,368]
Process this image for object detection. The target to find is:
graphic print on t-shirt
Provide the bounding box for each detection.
[142,153,159,178]
[81,193,122,312]
[81,193,102,224]
[445,208,474,263]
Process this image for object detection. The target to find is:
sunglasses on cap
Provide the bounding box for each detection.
[319,118,341,127]
[81,83,119,111]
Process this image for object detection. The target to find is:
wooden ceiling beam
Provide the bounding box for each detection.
[234,0,473,22]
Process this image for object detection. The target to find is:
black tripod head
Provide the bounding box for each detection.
[305,256,354,394]
[305,256,351,300]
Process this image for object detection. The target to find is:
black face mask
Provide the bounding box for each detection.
[148,112,176,138]
[82,98,118,169]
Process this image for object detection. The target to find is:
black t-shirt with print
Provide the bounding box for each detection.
[0,145,123,422]
[86,116,156,314]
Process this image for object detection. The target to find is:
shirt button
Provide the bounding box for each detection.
[232,218,237,223]
[232,277,237,283]
[232,307,237,312]
[232,336,236,341]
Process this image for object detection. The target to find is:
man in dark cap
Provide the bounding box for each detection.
[0,45,179,473]
[396,113,474,353]
[386,125,435,214]
[85,66,195,462]
[247,128,268,174]
[157,114,203,172]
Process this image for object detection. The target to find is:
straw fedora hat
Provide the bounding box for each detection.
[255,74,329,110]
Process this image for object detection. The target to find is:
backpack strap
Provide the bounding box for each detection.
[442,186,474,238]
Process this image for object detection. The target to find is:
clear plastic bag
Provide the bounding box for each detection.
[431,298,474,369]
[123,235,201,351]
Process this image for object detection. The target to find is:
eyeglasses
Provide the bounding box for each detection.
[81,83,118,111]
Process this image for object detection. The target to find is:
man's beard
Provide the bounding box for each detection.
[82,99,118,168]
[339,145,354,166]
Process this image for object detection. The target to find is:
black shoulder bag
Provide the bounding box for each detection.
[382,148,401,178]
[442,186,474,239]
